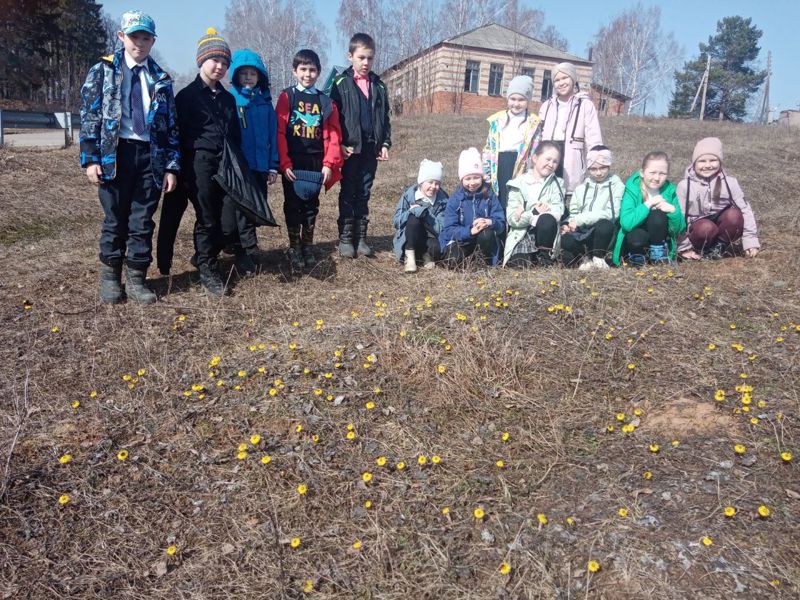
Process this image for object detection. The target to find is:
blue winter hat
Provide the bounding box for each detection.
[292,170,324,201]
[120,11,156,36]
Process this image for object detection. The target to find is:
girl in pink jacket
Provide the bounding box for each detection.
[675,137,760,260]
[538,62,602,199]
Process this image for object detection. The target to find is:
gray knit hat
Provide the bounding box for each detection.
[507,75,534,100]
[196,27,231,67]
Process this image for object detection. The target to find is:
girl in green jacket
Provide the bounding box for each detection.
[612,151,686,266]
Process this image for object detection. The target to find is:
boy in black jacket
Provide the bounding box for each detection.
[167,28,248,296]
[330,33,391,257]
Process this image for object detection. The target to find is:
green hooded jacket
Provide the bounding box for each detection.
[612,172,686,265]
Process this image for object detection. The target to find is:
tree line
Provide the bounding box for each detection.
[0,0,114,110]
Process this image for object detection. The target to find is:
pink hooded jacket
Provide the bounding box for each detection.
[538,91,602,194]
[675,167,760,252]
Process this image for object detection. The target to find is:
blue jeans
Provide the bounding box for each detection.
[338,143,378,230]
[98,138,160,269]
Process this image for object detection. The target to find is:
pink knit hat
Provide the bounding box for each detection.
[586,146,612,168]
[458,147,483,181]
[692,137,723,163]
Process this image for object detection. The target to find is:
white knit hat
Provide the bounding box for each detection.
[417,159,443,184]
[458,148,483,181]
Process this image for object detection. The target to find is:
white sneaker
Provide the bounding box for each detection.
[578,257,593,271]
[592,256,610,269]
[404,249,417,273]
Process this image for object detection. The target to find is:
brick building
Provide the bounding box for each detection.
[380,23,629,116]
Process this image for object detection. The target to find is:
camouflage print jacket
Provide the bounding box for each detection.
[79,49,180,187]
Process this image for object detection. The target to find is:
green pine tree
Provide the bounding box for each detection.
[669,16,766,121]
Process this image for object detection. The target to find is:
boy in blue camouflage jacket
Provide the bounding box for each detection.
[79,10,180,304]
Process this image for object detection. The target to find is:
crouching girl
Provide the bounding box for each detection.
[392,159,448,272]
[440,148,505,267]
[503,141,565,267]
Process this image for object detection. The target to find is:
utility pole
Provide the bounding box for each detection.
[756,51,771,124]
[689,54,711,120]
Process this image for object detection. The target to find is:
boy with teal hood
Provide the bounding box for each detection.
[230,49,279,178]
[228,49,278,263]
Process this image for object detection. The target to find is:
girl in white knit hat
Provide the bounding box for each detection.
[392,159,449,272]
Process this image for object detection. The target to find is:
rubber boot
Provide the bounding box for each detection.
[404,248,417,273]
[99,263,125,304]
[338,218,356,258]
[287,226,304,272]
[356,218,374,257]
[301,222,316,267]
[125,267,157,304]
[197,263,226,297]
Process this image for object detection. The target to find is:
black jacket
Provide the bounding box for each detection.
[330,67,391,155]
[175,75,241,155]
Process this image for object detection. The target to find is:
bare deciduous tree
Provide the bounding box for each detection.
[589,3,681,114]
[224,0,329,93]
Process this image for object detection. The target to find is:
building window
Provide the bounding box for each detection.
[411,67,418,99]
[488,63,504,96]
[541,69,553,100]
[464,60,479,93]
[599,98,608,114]
[521,67,534,79]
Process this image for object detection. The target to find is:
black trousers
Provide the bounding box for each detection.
[157,150,255,273]
[442,229,498,267]
[561,218,615,266]
[282,154,323,229]
[338,143,378,228]
[404,214,442,260]
[623,210,668,256]
[496,150,517,211]
[98,139,161,269]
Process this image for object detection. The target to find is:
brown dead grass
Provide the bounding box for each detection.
[0,115,798,599]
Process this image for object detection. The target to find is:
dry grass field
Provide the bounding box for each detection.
[0,114,798,599]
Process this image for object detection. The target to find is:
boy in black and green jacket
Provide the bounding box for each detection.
[329,33,391,257]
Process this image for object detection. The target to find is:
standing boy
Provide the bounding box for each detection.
[276,49,343,271]
[79,10,179,304]
[171,28,243,296]
[330,33,391,258]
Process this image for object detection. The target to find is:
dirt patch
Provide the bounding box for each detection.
[641,397,737,436]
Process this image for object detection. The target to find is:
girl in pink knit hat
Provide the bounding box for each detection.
[675,137,760,260]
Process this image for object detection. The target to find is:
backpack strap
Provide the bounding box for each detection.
[570,98,582,141]
[683,179,691,220]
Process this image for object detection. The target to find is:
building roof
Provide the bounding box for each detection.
[443,23,589,64]
[590,82,631,101]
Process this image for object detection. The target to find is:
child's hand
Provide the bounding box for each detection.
[284,168,297,182]
[513,207,523,221]
[163,173,177,193]
[568,219,578,231]
[86,164,102,185]
[268,173,277,185]
[341,145,354,159]
[656,201,675,213]
[321,166,332,185]
[377,146,389,161]
[745,247,760,258]
[645,195,662,209]
[535,202,551,213]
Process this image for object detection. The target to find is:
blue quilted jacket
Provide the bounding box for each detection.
[79,49,180,187]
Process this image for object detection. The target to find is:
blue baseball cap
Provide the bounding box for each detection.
[120,11,156,36]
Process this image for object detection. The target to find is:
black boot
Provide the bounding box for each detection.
[301,222,316,267]
[338,218,356,258]
[197,263,226,297]
[287,226,304,272]
[234,251,257,276]
[99,263,125,304]
[125,267,157,304]
[355,218,374,257]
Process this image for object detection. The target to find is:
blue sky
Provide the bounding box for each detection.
[102,0,799,117]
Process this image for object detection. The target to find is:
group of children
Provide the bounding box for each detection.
[80,11,389,302]
[80,11,760,304]
[393,66,760,273]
